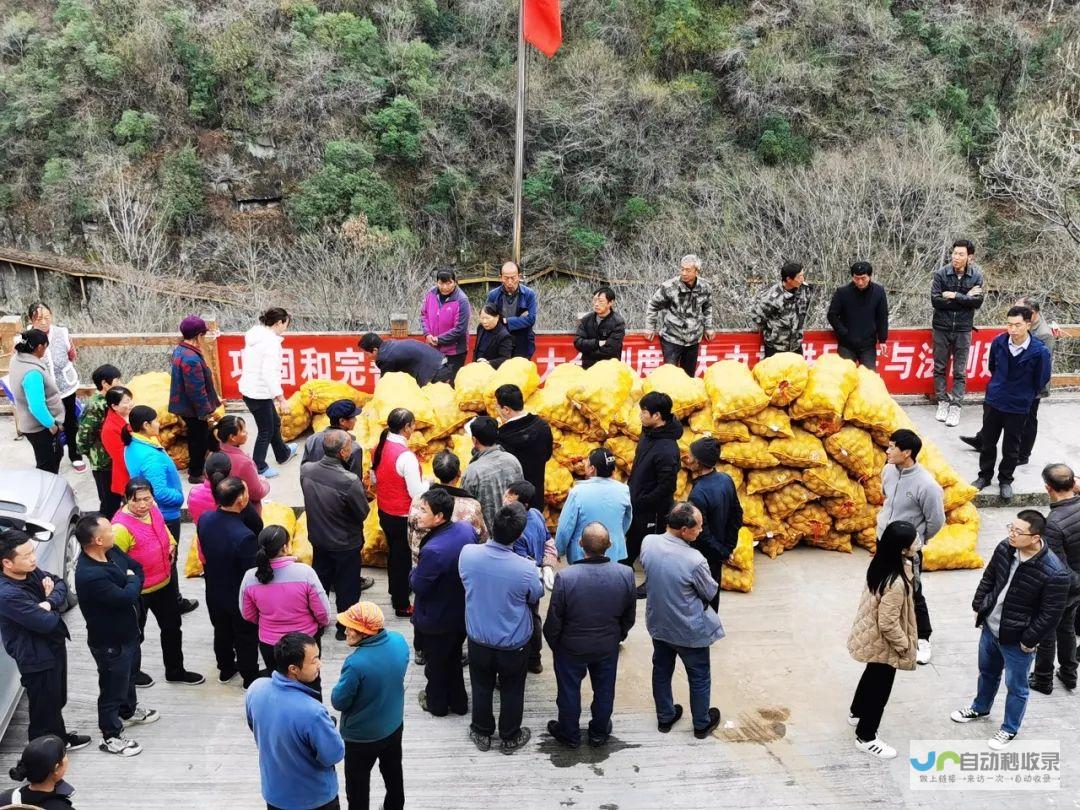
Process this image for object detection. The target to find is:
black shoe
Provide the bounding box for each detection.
[394,605,414,618]
[165,670,205,685]
[65,732,92,751]
[179,598,199,615]
[658,704,683,733]
[500,727,532,755]
[528,660,543,675]
[469,729,492,752]
[1028,675,1053,695]
[414,650,427,666]
[335,626,347,642]
[135,671,154,688]
[1056,668,1077,690]
[1017,456,1030,466]
[694,707,722,739]
[635,583,647,600]
[360,576,375,592]
[959,435,981,451]
[188,474,205,485]
[971,477,990,490]
[218,668,237,684]
[546,720,580,749]
[587,734,609,748]
[1000,483,1014,501]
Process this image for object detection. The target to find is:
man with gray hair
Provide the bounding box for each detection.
[1030,463,1080,693]
[645,254,714,377]
[543,522,636,748]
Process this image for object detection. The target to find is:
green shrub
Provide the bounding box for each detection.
[166,13,220,126]
[649,0,740,72]
[424,168,470,215]
[390,39,437,100]
[570,226,606,258]
[367,96,425,162]
[161,146,206,231]
[0,184,14,211]
[616,196,656,230]
[325,140,376,173]
[755,114,811,166]
[113,109,159,157]
[313,12,383,72]
[288,141,399,231]
[41,157,74,187]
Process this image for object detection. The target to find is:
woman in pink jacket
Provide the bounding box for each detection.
[214,415,270,514]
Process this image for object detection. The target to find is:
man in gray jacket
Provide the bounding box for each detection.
[645,255,714,377]
[641,503,723,740]
[461,416,523,534]
[300,429,373,640]
[878,429,945,665]
[543,523,636,748]
[930,239,984,427]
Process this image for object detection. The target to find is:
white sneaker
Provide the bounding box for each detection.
[935,402,950,422]
[100,735,142,756]
[989,730,1016,750]
[847,714,859,727]
[855,737,897,759]
[916,639,932,665]
[122,706,160,726]
[945,405,961,427]
[950,707,989,723]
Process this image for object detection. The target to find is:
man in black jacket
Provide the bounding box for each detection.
[1030,464,1080,692]
[930,239,985,427]
[74,513,158,757]
[626,391,683,598]
[300,429,374,640]
[826,261,888,371]
[0,529,89,749]
[359,333,448,386]
[495,384,553,511]
[950,510,1068,750]
[574,287,627,369]
[686,437,743,611]
[543,522,636,748]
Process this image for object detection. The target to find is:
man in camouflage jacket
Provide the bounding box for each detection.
[645,254,714,377]
[752,262,811,357]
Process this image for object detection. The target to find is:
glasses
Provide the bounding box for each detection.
[1006,523,1034,537]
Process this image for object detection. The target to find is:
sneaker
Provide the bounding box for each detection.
[360,576,375,592]
[960,435,981,451]
[72,459,88,473]
[945,405,961,427]
[218,668,238,684]
[528,660,543,675]
[855,737,897,759]
[1056,668,1077,690]
[65,733,92,751]
[262,467,280,479]
[414,650,427,666]
[847,714,859,727]
[546,720,580,749]
[500,727,532,755]
[916,639,932,665]
[1000,483,1014,502]
[100,735,142,757]
[165,670,205,685]
[694,707,722,739]
[935,402,950,422]
[122,706,160,726]
[179,598,199,615]
[970,477,990,491]
[988,730,1016,751]
[1028,675,1053,695]
[282,443,298,464]
[587,734,609,748]
[950,708,989,724]
[658,704,683,733]
[135,671,155,688]
[468,729,492,752]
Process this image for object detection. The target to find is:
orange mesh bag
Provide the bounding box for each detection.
[751,352,809,407]
[743,406,794,439]
[746,467,801,495]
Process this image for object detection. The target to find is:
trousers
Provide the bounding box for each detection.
[61,392,82,463]
[651,639,712,731]
[468,639,528,741]
[977,404,1026,485]
[379,511,412,611]
[420,630,468,716]
[312,546,363,616]
[932,328,972,405]
[344,726,404,810]
[553,650,618,745]
[21,643,68,742]
[1032,602,1078,684]
[92,469,122,518]
[837,344,878,372]
[26,429,62,474]
[139,577,186,677]
[184,416,218,478]
[659,338,700,378]
[89,639,140,738]
[243,396,290,473]
[849,662,896,741]
[207,603,259,684]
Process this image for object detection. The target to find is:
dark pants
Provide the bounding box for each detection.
[139,577,186,677]
[468,639,528,741]
[260,639,324,701]
[932,328,972,405]
[208,602,259,683]
[837,344,878,372]
[61,392,82,463]
[92,469,122,518]
[660,337,700,378]
[184,416,218,478]
[161,528,187,610]
[553,650,618,745]
[651,639,712,731]
[344,725,404,810]
[1018,396,1041,462]
[89,639,140,738]
[913,555,931,641]
[26,429,62,474]
[1033,602,1078,684]
[312,546,363,616]
[421,630,468,716]
[706,558,722,612]
[762,344,804,359]
[444,352,467,384]
[243,396,290,473]
[623,513,658,568]
[268,799,339,810]
[528,601,543,668]
[379,511,411,611]
[21,644,68,742]
[978,404,1026,485]
[850,662,896,742]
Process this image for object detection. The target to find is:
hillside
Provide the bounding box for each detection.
[0,0,1078,335]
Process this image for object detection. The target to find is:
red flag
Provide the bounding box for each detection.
[524,0,562,58]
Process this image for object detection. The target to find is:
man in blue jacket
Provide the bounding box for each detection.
[0,529,89,749]
[459,503,544,754]
[687,437,743,611]
[247,632,345,810]
[971,306,1052,502]
[409,488,477,718]
[359,333,449,386]
[486,261,538,359]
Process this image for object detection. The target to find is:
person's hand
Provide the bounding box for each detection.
[942,291,957,300]
[425,334,438,347]
[274,395,286,411]
[543,566,555,590]
[705,331,716,341]
[67,347,77,362]
[42,576,54,598]
[38,601,52,612]
[969,285,983,297]
[477,358,489,364]
[49,424,60,435]
[646,332,657,342]
[1021,643,1036,654]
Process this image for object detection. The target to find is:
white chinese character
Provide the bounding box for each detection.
[695,345,718,376]
[635,346,664,374]
[535,347,565,382]
[723,343,752,364]
[334,348,370,388]
[227,349,244,379]
[279,349,296,387]
[620,346,634,366]
[298,348,331,382]
[883,343,914,379]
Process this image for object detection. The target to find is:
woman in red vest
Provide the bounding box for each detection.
[372,408,427,617]
[100,386,134,518]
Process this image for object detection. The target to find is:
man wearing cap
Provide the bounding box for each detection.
[645,255,715,377]
[358,333,449,386]
[686,437,743,611]
[555,448,633,564]
[332,602,410,810]
[168,315,221,483]
[303,399,364,477]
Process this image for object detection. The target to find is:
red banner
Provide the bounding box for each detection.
[216,329,995,400]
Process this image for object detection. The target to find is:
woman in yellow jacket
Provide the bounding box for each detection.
[847,520,918,759]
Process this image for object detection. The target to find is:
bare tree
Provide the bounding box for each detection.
[93,173,170,274]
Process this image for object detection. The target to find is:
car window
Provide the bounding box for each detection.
[0,501,26,513]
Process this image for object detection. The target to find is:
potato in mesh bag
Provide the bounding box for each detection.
[483,357,541,416]
[824,426,879,479]
[363,508,387,568]
[352,409,383,451]
[805,529,853,553]
[262,502,298,537]
[842,366,895,433]
[802,459,861,500]
[614,399,642,439]
[947,501,979,525]
[299,379,371,414]
[759,529,800,559]
[526,364,589,432]
[280,391,312,441]
[800,414,844,438]
[291,513,314,566]
[714,420,750,443]
[455,363,496,411]
[688,402,716,434]
[717,463,745,490]
[128,372,181,429]
[854,526,877,554]
[312,413,330,434]
[922,522,982,571]
[545,459,574,506]
[786,502,831,541]
[643,364,708,418]
[943,480,979,511]
[746,467,801,495]
[769,427,828,469]
[551,427,595,472]
[568,358,636,433]
[676,468,691,502]
[721,435,778,469]
[743,406,794,439]
[821,488,867,520]
[764,482,819,520]
[737,489,769,529]
[721,527,755,593]
[421,382,472,440]
[751,351,809,407]
[166,443,189,470]
[863,474,885,506]
[835,503,879,533]
[604,434,637,473]
[678,427,714,466]
[369,372,435,429]
[704,360,770,420]
[919,440,960,488]
[789,353,858,421]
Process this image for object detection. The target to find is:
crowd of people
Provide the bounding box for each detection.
[0,243,1077,809]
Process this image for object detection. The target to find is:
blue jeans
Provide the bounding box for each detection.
[89,639,140,738]
[553,651,618,745]
[972,627,1035,735]
[651,639,711,731]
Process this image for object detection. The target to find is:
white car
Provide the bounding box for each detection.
[0,469,81,737]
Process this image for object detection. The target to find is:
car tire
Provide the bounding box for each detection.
[62,529,79,611]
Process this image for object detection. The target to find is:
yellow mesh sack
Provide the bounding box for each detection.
[678,428,713,466]
[789,353,859,421]
[158,425,185,451]
[835,503,879,533]
[299,379,371,414]
[676,468,692,502]
[920,441,960,488]
[455,363,496,411]
[605,435,636,473]
[369,372,435,429]
[802,459,861,500]
[821,489,868,520]
[737,489,770,530]
[714,420,750,443]
[943,480,979,511]
[824,426,879,480]
[769,427,828,469]
[551,427,595,472]
[863,474,885,505]
[743,406,794,439]
[688,402,715,434]
[922,522,983,571]
[787,502,831,541]
[291,512,313,566]
[262,502,298,537]
[721,527,755,593]
[184,536,204,577]
[643,364,708,418]
[717,463,745,490]
[800,414,844,438]
[279,391,312,441]
[764,482,819,520]
[746,467,801,495]
[947,502,980,525]
[568,359,636,433]
[484,357,541,416]
[854,526,877,554]
[363,508,387,567]
[842,366,896,433]
[127,372,177,428]
[526,364,589,432]
[751,352,809,407]
[704,360,770,420]
[545,459,574,506]
[759,528,800,559]
[311,413,330,434]
[166,443,189,470]
[420,382,472,441]
[805,529,853,553]
[351,409,383,451]
[721,435,778,469]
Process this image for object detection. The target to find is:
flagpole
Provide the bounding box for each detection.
[511,0,528,266]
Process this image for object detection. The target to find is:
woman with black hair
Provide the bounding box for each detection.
[7,328,64,473]
[238,307,297,478]
[26,302,85,473]
[215,415,271,514]
[846,520,919,759]
[0,734,75,809]
[99,386,134,517]
[472,304,514,369]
